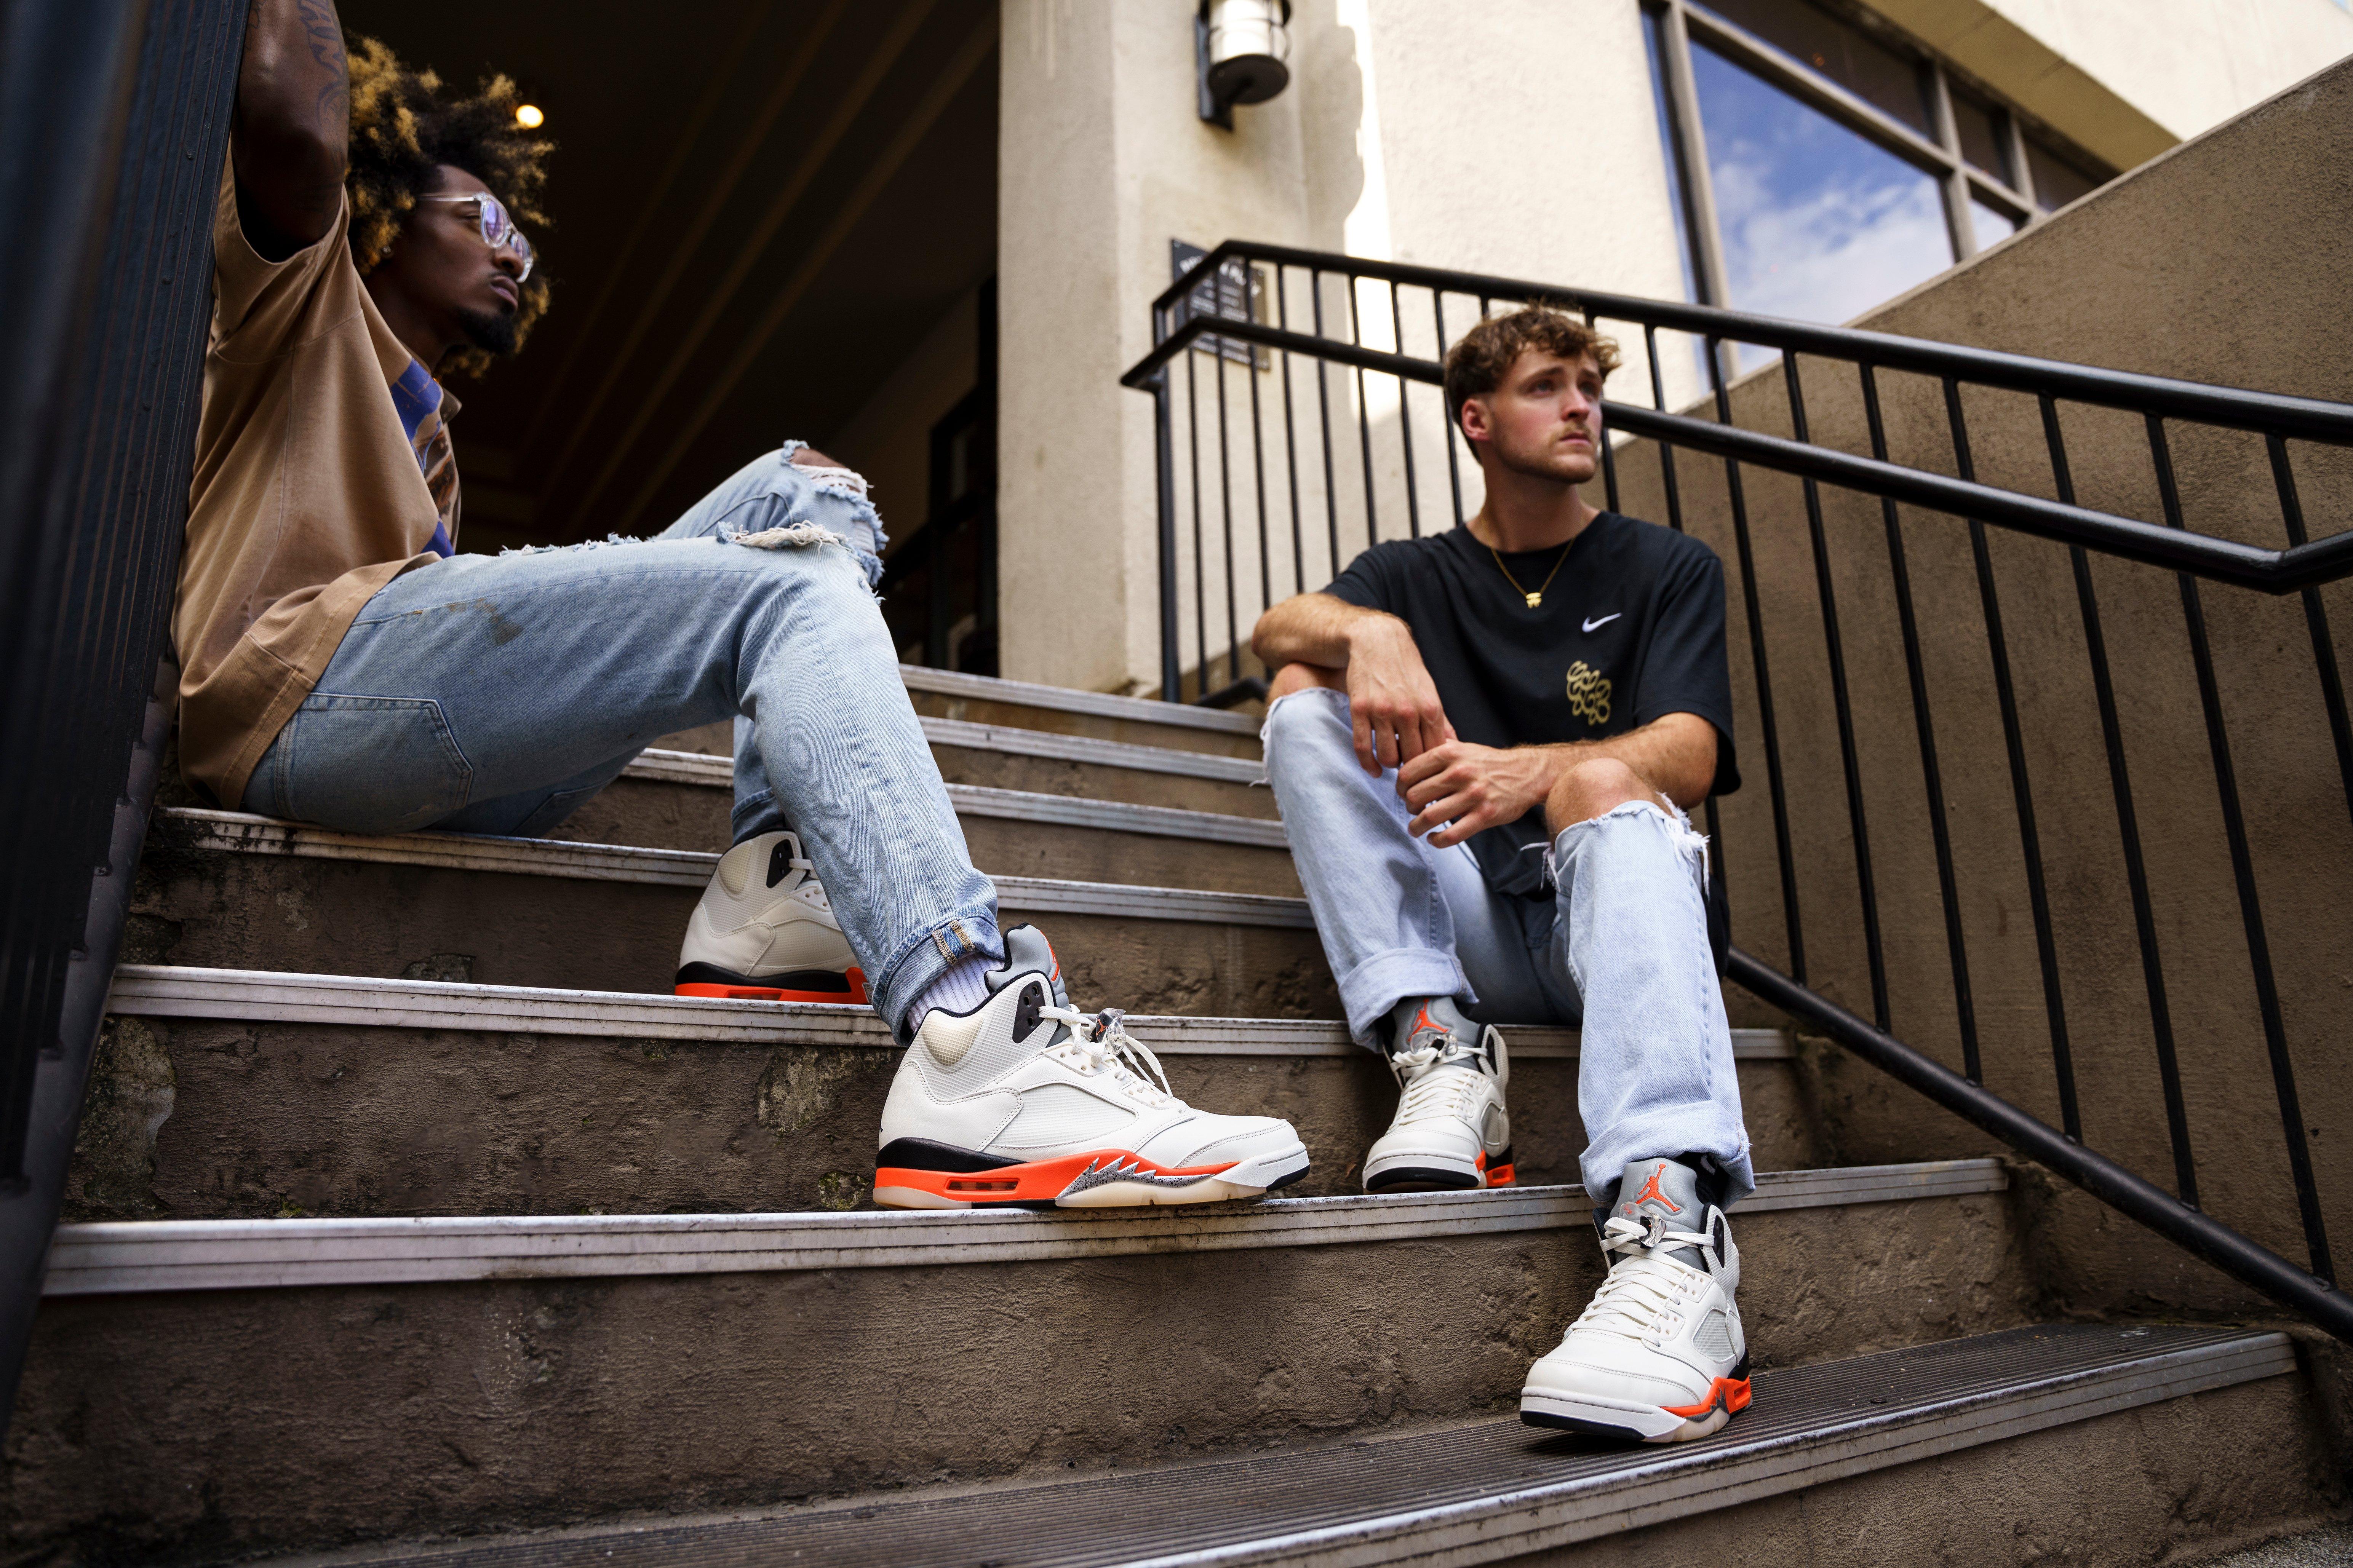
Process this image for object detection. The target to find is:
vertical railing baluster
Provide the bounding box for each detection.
[1153,368,1182,702]
[1311,270,1341,577]
[1185,348,1207,702]
[2149,415,2332,1282]
[1247,268,1273,681]
[1783,354,1888,1028]
[1645,324,1685,533]
[2043,396,2194,1204]
[1215,351,1239,688]
[1707,333,1805,979]
[1391,281,1422,538]
[1587,308,1621,515]
[2269,436,2353,833]
[1945,378,2078,1138]
[1347,271,1380,546]
[1435,291,1464,528]
[1861,366,1977,1080]
[1278,265,1307,600]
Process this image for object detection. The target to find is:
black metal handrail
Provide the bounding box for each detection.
[1122,239,2353,1344]
[0,0,247,1432]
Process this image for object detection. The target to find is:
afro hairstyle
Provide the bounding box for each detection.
[345,36,554,377]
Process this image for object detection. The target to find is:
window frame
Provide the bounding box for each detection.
[1647,0,2115,315]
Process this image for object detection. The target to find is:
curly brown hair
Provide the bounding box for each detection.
[346,37,553,377]
[1443,306,1622,430]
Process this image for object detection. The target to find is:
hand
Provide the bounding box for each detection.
[1398,741,1557,847]
[1344,616,1454,774]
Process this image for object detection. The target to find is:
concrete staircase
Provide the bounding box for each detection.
[17,669,2344,1564]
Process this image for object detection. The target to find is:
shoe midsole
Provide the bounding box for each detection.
[876,1140,1306,1205]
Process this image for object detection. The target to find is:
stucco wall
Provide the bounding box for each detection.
[1610,54,2353,1316]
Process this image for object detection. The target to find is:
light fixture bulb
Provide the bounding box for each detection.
[514,104,545,129]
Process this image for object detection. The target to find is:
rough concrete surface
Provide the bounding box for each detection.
[61,1015,1819,1218]
[1511,1375,2340,1568]
[128,834,1338,1017]
[2195,1521,2353,1566]
[2,1193,2033,1563]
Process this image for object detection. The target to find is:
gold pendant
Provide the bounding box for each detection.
[1526,592,1543,608]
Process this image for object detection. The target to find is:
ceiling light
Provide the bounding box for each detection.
[514,104,545,129]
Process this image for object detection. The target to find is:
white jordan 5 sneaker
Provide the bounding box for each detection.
[874,926,1311,1208]
[1520,1156,1750,1443]
[1362,995,1514,1192]
[674,829,866,1004]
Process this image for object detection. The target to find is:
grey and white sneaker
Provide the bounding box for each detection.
[874,926,1311,1208]
[1520,1156,1749,1442]
[1362,995,1514,1192]
[674,830,865,1004]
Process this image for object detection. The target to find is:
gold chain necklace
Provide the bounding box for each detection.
[1486,536,1575,609]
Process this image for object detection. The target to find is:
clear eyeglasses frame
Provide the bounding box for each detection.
[416,191,534,281]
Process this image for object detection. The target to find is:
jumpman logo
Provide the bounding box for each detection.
[1632,1165,1683,1214]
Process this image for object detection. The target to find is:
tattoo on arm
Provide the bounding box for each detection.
[295,0,347,136]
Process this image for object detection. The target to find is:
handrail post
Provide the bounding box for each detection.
[1152,370,1182,703]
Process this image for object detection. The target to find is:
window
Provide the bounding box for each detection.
[1648,0,2115,344]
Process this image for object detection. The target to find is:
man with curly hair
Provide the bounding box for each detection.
[177,0,1314,1210]
[1251,306,1755,1442]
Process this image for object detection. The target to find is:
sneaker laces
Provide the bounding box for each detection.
[1570,1216,1716,1342]
[1390,1036,1486,1121]
[1043,1004,1176,1107]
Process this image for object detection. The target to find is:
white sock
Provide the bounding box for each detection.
[911,952,994,1033]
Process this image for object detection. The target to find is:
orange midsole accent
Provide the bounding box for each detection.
[876,1149,1237,1204]
[1485,1164,1517,1187]
[1662,1376,1752,1419]
[676,967,868,1006]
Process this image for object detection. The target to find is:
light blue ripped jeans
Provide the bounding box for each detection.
[242,443,1002,1035]
[1261,686,1752,1206]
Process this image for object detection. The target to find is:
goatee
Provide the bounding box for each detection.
[456,305,519,357]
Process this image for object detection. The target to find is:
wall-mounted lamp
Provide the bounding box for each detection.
[1197,0,1293,129]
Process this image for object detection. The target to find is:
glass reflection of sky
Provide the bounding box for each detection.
[1692,43,1955,369]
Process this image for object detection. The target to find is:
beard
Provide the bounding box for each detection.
[454,304,520,357]
[1489,422,1600,485]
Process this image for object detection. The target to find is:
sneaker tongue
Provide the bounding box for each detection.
[1613,1158,1706,1269]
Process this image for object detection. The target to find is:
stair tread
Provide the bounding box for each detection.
[626,751,1280,840]
[635,723,1268,789]
[157,808,1314,927]
[102,963,1793,1060]
[47,1159,2008,1294]
[243,1324,2286,1568]
[900,664,1262,736]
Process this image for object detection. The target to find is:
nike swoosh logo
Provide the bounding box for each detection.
[1582,613,1621,633]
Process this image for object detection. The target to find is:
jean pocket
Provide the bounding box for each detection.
[275,694,473,835]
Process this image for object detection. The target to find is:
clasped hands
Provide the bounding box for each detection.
[1344,626,1552,850]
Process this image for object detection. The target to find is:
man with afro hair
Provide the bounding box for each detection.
[177,0,1314,1208]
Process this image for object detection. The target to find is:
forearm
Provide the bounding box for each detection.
[1251,593,1396,670]
[1525,714,1718,811]
[233,0,350,254]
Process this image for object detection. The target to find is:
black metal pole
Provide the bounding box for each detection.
[1729,949,2353,1345]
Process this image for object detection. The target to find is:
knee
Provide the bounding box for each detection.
[1544,756,1662,835]
[1266,661,1344,703]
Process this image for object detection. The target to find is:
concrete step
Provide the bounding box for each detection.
[81,967,1815,1217]
[659,666,1266,765]
[558,758,1297,893]
[13,1161,2034,1563]
[216,1325,2311,1568]
[135,808,1332,1016]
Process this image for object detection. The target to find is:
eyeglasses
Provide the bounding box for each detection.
[417,192,534,281]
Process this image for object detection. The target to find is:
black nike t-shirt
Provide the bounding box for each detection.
[1324,513,1741,897]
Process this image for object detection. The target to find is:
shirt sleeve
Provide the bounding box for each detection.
[1632,541,1742,797]
[1324,542,1403,617]
[211,154,357,350]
